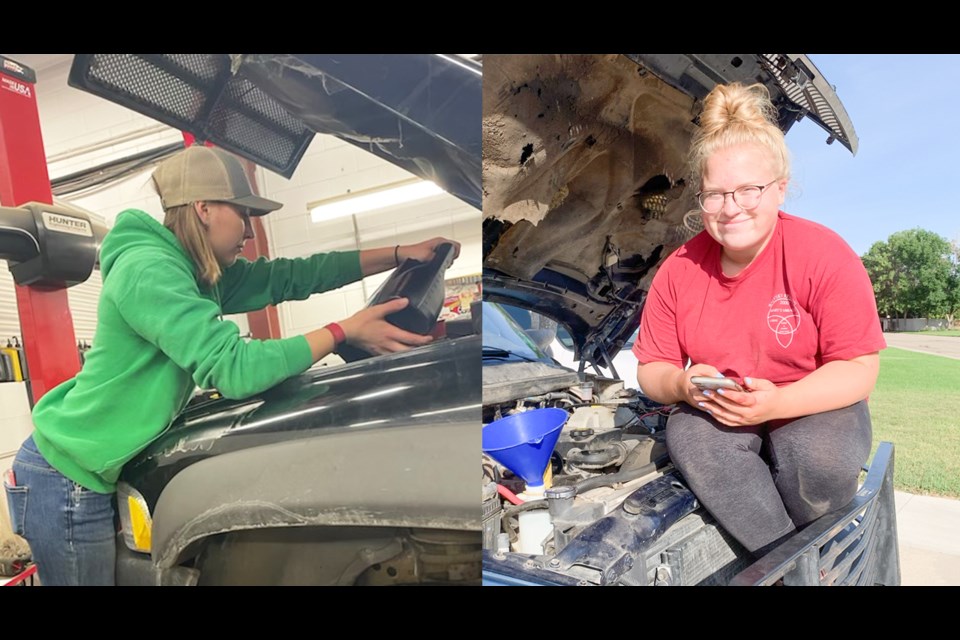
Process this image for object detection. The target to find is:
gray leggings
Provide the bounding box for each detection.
[665,400,873,556]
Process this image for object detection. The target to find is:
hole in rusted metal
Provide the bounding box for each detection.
[520,143,534,165]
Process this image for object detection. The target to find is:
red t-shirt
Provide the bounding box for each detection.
[633,211,886,385]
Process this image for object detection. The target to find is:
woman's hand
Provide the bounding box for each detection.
[675,363,725,407]
[359,238,461,277]
[339,298,434,355]
[711,354,879,424]
[636,361,725,406]
[698,376,781,427]
[399,237,461,263]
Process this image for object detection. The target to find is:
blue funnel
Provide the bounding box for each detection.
[482,408,567,489]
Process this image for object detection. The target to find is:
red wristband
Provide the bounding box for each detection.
[324,322,347,345]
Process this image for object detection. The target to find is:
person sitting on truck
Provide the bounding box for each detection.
[633,82,885,558]
[5,144,460,586]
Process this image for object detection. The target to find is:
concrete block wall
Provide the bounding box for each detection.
[258,137,481,358]
[33,58,183,225]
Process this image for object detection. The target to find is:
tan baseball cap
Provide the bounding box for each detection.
[152,145,283,216]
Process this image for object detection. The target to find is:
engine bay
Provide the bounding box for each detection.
[482,369,752,586]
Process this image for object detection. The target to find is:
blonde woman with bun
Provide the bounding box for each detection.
[6,145,460,585]
[633,83,885,557]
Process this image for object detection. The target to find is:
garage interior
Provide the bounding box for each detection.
[0,54,482,585]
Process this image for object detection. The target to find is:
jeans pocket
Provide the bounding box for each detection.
[3,482,28,537]
[70,480,97,509]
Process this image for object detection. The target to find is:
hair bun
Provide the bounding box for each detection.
[700,83,776,134]
[690,82,790,183]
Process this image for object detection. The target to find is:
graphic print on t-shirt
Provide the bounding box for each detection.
[767,293,801,348]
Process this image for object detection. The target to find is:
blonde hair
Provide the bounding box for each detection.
[163,203,222,288]
[690,83,790,185]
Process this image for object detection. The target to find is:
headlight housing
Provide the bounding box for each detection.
[117,482,152,553]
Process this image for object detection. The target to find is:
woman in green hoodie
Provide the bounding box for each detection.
[4,145,461,585]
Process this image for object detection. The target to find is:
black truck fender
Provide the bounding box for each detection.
[146,419,478,570]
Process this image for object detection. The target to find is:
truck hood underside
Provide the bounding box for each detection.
[482,53,857,358]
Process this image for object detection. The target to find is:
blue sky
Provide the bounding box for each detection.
[781,54,960,257]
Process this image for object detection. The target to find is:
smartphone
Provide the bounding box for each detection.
[690,376,744,392]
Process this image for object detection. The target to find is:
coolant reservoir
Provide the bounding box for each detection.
[566,405,615,432]
[515,485,552,555]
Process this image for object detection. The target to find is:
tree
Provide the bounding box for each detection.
[861,228,957,319]
[862,240,902,317]
[949,237,960,322]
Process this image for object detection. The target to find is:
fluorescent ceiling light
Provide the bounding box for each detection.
[309,179,445,223]
[442,54,482,73]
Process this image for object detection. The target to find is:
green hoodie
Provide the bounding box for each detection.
[32,209,362,494]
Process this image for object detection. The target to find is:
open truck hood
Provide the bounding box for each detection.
[482,53,856,365]
[68,54,481,210]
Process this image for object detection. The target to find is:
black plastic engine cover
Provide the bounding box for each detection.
[337,243,456,362]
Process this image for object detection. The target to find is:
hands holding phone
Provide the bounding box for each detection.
[680,364,782,427]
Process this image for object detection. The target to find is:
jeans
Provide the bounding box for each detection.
[4,435,117,586]
[666,400,873,556]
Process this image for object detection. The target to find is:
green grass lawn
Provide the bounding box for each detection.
[869,347,960,497]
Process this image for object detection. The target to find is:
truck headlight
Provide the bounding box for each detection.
[117,482,152,553]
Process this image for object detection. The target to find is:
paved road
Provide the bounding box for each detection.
[883,332,960,360]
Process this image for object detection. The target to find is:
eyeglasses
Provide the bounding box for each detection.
[696,179,779,215]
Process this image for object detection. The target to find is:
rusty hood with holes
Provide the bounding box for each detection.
[481,54,857,369]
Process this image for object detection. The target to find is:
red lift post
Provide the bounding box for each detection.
[0,58,80,403]
[238,160,282,340]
